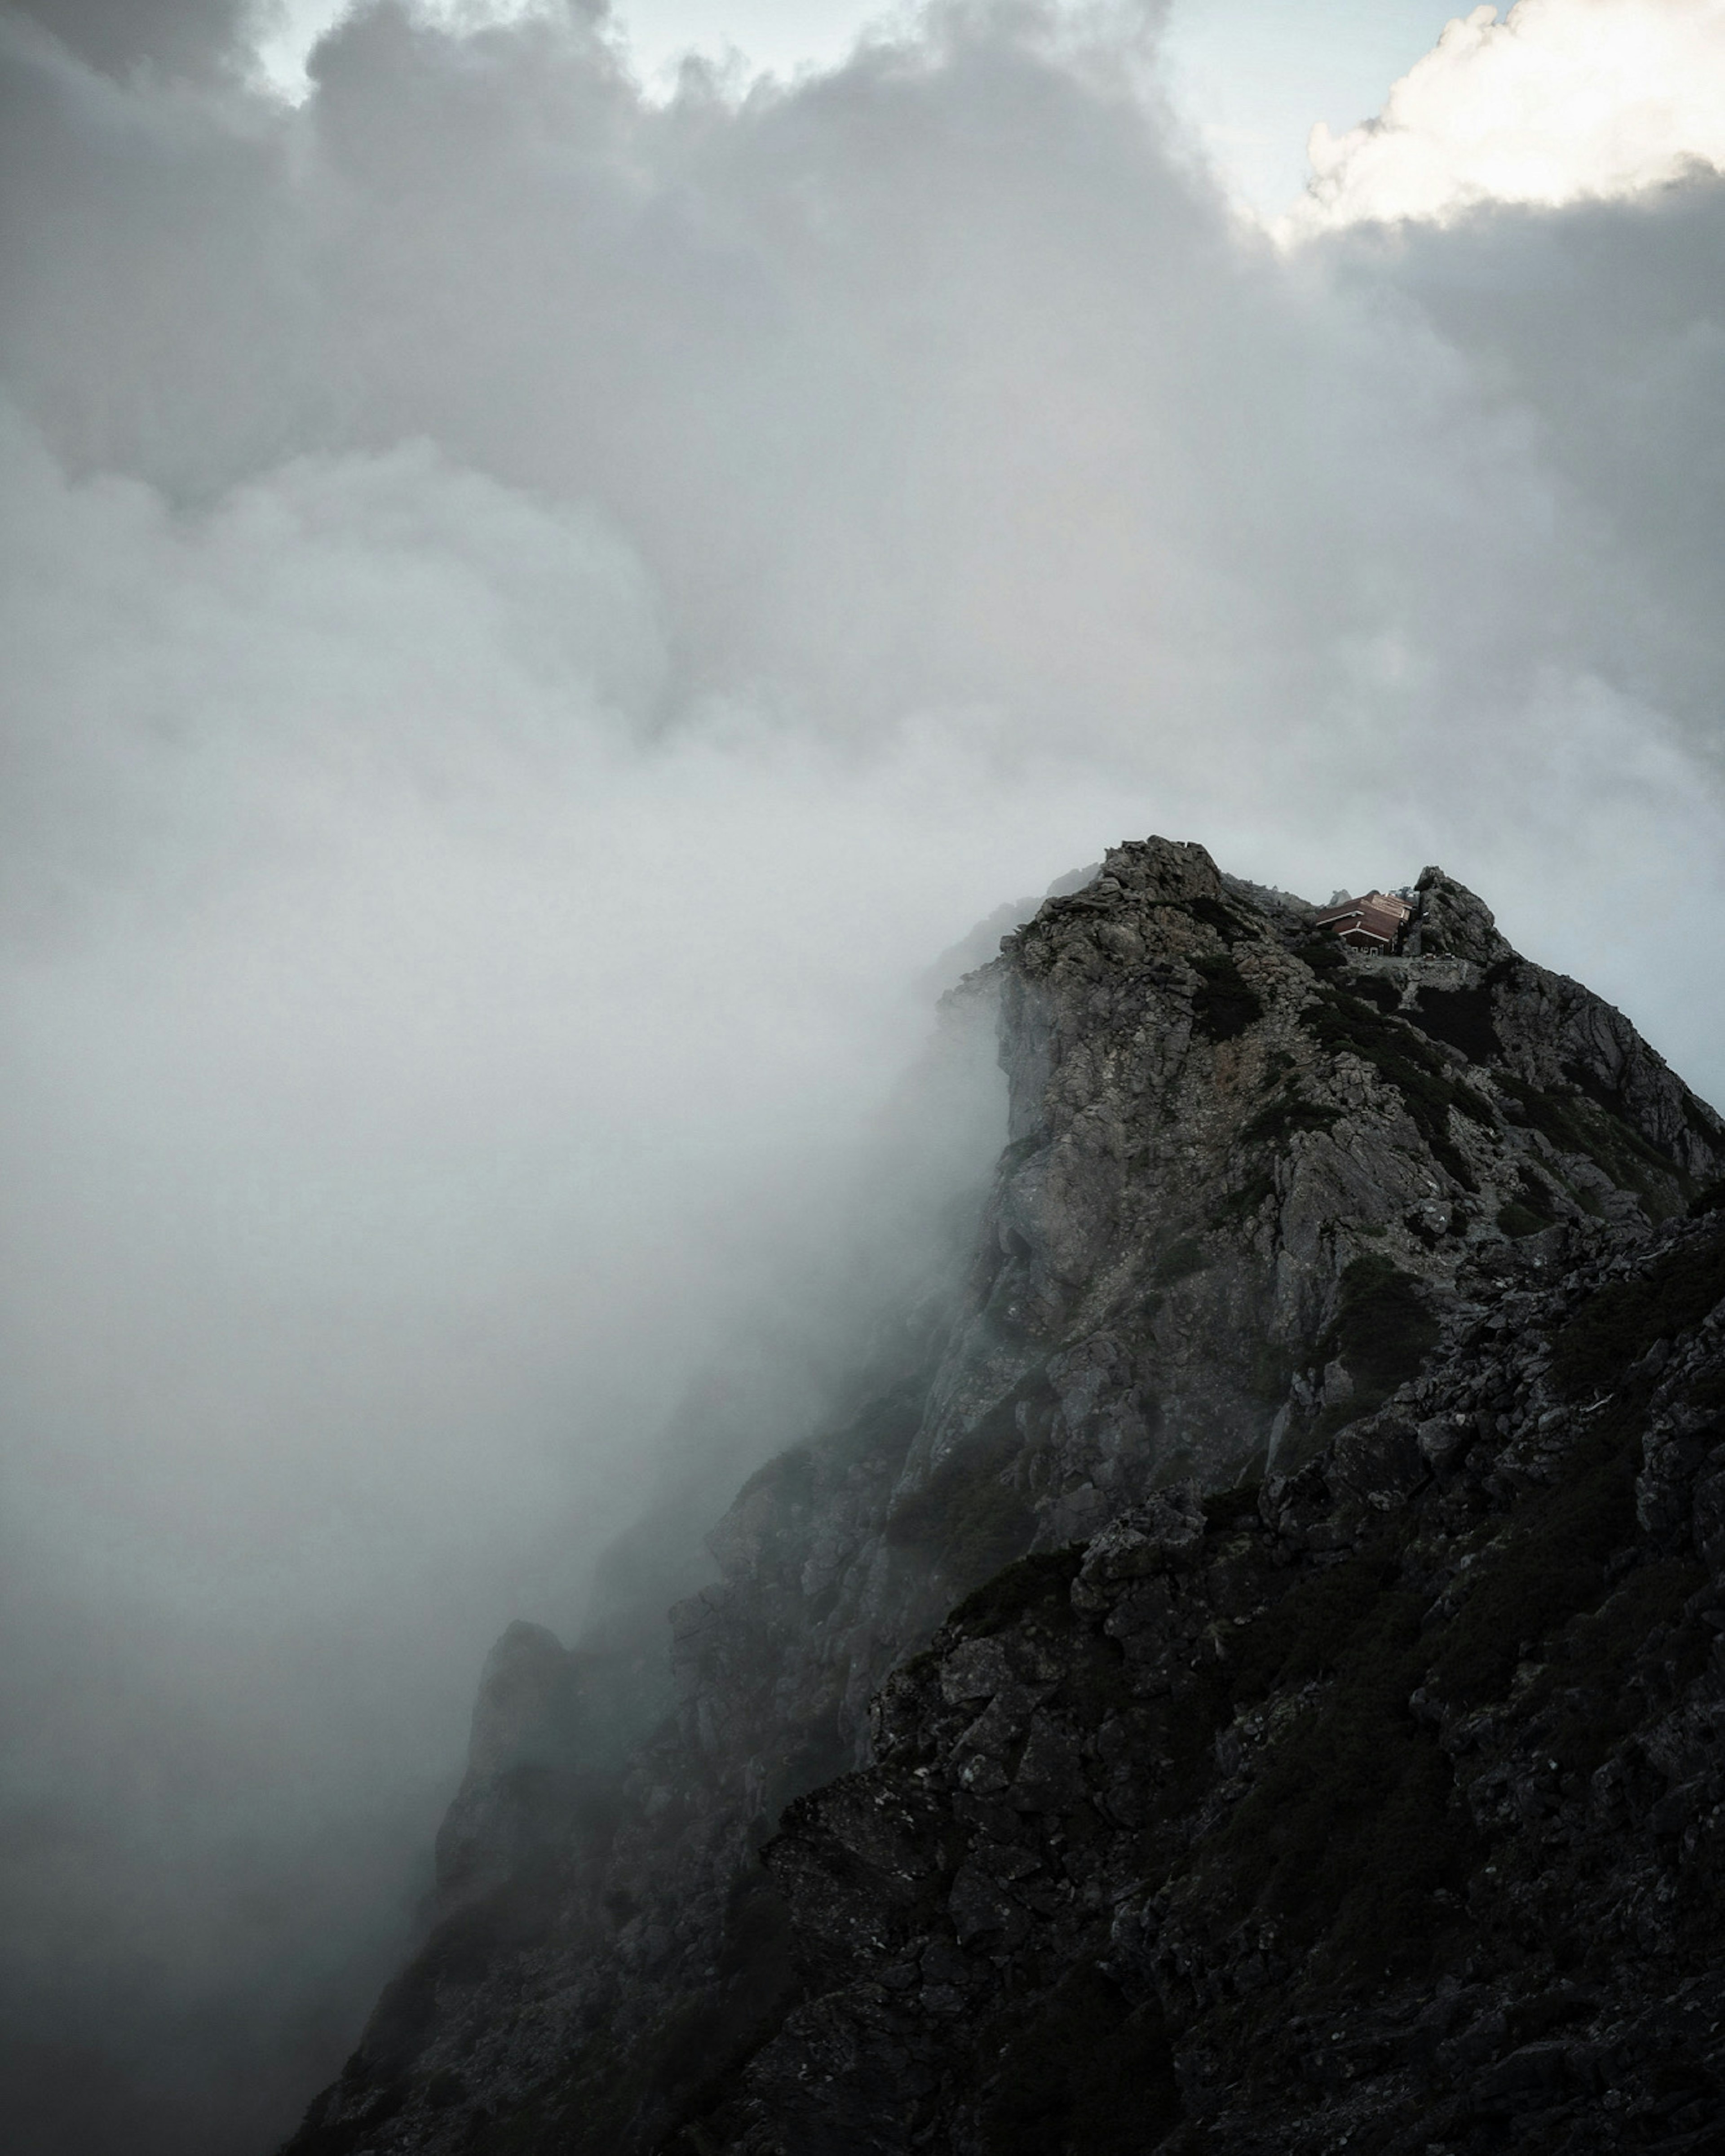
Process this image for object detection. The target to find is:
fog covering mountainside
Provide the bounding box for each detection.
[288,838,1725,2154]
[9,4,1725,2149]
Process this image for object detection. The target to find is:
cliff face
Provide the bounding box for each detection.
[284,839,1725,2156]
[707,1212,1725,2153]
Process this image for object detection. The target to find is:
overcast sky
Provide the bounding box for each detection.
[255,0,1471,208]
[4,2,1725,2151]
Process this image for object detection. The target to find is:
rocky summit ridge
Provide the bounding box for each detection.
[286,838,1725,2156]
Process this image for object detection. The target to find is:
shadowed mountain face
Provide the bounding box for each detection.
[283,837,1725,2156]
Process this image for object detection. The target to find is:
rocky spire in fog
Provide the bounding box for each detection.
[284,837,1725,2156]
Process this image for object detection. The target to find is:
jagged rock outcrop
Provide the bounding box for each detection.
[283,839,1725,2156]
[691,1211,1725,2152]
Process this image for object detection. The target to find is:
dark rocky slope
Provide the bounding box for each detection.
[284,840,1725,2156]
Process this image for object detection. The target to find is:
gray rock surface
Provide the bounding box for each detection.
[281,838,1725,2156]
[697,1212,1725,2153]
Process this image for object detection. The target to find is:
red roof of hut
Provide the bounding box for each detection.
[1313,890,1412,950]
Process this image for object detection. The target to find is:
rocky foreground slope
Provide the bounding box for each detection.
[286,839,1725,2155]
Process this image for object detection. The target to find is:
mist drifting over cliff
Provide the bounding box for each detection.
[3,0,1725,2148]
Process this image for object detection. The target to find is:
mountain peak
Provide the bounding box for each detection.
[283,837,1725,2156]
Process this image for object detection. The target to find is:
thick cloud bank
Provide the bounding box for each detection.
[3,1,1725,2150]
